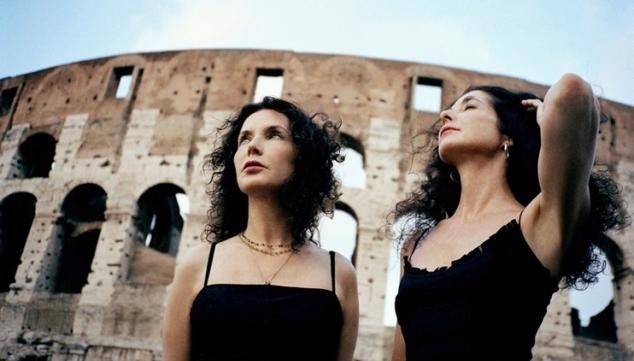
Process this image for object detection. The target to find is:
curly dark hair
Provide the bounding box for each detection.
[203,97,342,248]
[393,85,630,289]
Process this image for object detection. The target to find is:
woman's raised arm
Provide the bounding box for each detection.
[522,73,601,272]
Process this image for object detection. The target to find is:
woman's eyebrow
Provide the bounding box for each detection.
[459,95,482,105]
[240,125,290,137]
[446,95,482,111]
[266,125,291,133]
[238,129,252,137]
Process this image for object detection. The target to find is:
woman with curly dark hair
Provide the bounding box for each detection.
[163,97,358,361]
[391,74,629,361]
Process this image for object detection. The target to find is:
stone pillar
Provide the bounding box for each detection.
[613,159,634,351]
[1,201,60,339]
[614,272,634,351]
[177,108,232,249]
[118,109,160,176]
[533,288,575,359]
[0,124,29,179]
[354,117,401,361]
[49,114,89,177]
[72,207,136,338]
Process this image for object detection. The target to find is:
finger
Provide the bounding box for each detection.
[521,99,542,108]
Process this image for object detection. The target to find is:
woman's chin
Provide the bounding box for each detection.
[239,182,282,196]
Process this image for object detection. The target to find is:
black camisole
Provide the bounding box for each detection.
[189,242,343,361]
[395,217,559,360]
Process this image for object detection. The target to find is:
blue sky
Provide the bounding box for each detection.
[1,0,633,105]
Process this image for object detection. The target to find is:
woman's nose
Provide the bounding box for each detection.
[247,137,262,155]
[439,109,454,124]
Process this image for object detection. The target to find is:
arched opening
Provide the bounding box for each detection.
[335,134,366,189]
[128,183,188,284]
[136,184,188,256]
[52,184,107,293]
[15,133,57,178]
[0,192,37,292]
[317,202,358,265]
[570,241,622,343]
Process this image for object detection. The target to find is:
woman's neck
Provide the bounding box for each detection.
[452,159,522,223]
[243,193,294,246]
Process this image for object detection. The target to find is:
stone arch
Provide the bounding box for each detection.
[569,237,624,343]
[29,65,90,112]
[318,201,359,265]
[317,56,387,87]
[315,56,389,105]
[48,183,107,293]
[128,183,188,285]
[0,192,37,292]
[336,133,367,189]
[13,132,57,178]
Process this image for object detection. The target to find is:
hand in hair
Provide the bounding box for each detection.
[521,98,544,128]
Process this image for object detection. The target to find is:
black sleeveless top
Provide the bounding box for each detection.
[189,242,343,361]
[395,218,559,361]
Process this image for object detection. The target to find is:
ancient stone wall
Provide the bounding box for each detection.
[0,49,632,360]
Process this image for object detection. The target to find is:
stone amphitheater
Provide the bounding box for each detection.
[0,49,632,361]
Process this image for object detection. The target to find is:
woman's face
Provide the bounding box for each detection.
[437,90,506,166]
[233,109,296,195]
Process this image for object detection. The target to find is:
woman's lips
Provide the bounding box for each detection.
[439,126,459,137]
[243,161,265,171]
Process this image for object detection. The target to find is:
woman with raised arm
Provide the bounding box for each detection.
[163,97,358,361]
[391,74,628,360]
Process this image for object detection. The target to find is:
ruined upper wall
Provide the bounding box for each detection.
[1,49,631,168]
[1,50,632,271]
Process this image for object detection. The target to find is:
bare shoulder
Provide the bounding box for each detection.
[329,251,357,297]
[179,242,210,271]
[171,242,211,290]
[303,244,357,289]
[332,251,356,283]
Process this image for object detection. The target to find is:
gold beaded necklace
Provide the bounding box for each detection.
[239,233,295,285]
[239,232,293,256]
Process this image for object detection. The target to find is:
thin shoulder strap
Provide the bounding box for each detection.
[409,231,426,259]
[203,242,218,287]
[329,251,336,293]
[517,208,526,228]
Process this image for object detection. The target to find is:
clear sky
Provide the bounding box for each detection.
[1,0,633,105]
[1,0,625,326]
